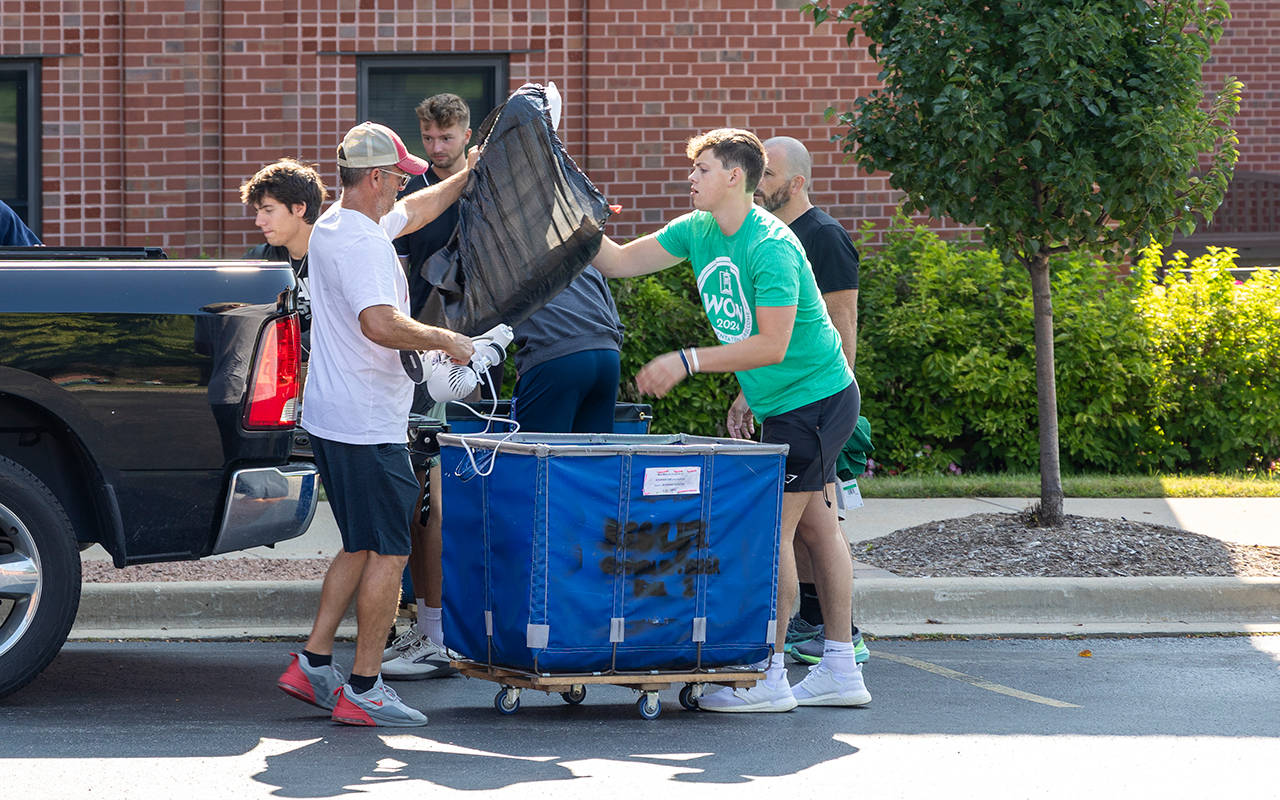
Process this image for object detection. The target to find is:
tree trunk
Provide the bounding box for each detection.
[1027,253,1064,526]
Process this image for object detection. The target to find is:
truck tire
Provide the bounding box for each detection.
[0,455,81,699]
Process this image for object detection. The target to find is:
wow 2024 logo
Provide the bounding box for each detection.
[697,257,753,344]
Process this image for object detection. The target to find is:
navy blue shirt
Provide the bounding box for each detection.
[0,199,41,246]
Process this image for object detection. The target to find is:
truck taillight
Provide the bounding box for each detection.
[243,314,301,430]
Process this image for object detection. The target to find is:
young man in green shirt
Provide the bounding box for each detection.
[593,128,870,711]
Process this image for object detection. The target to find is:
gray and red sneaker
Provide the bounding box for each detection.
[331,677,429,727]
[277,653,344,711]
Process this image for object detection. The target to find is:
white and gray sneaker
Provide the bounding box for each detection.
[382,627,421,662]
[793,662,872,707]
[697,675,798,713]
[381,632,460,681]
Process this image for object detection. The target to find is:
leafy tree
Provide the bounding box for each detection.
[805,0,1240,524]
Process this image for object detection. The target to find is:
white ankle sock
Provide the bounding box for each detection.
[415,603,444,646]
[822,638,856,673]
[767,652,787,683]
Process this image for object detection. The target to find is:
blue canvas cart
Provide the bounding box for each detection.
[438,432,786,718]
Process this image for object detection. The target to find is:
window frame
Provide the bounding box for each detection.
[355,54,508,155]
[0,59,41,236]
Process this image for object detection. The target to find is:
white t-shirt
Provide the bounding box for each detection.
[301,202,412,444]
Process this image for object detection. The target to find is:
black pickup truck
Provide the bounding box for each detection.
[0,247,317,698]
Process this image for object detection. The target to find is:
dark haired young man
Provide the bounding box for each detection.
[592,128,870,712]
[239,158,328,354]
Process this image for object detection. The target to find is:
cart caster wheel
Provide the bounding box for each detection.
[495,688,520,715]
[679,684,701,711]
[637,693,661,720]
[561,685,586,705]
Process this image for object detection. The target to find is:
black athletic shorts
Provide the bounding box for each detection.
[310,435,418,556]
[761,379,860,493]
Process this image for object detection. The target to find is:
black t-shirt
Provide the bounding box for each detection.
[243,243,310,358]
[788,207,859,294]
[394,169,462,319]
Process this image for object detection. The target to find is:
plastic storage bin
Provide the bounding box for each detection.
[440,433,785,673]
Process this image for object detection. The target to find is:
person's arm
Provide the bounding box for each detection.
[358,304,475,363]
[395,147,479,238]
[593,234,683,278]
[823,288,858,368]
[634,304,797,398]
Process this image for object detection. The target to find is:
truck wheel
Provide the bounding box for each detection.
[0,455,81,699]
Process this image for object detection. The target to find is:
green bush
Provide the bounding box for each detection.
[506,220,1279,472]
[1134,246,1280,471]
[855,218,1279,475]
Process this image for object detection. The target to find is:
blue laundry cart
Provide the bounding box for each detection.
[438,433,787,718]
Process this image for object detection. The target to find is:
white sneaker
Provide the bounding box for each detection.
[382,627,420,662]
[381,633,459,681]
[793,661,872,707]
[698,676,798,713]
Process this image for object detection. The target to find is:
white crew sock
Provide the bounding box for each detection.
[767,652,787,684]
[415,602,445,646]
[822,638,856,673]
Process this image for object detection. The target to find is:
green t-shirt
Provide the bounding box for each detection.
[654,207,852,420]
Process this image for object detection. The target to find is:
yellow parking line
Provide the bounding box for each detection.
[869,650,1082,708]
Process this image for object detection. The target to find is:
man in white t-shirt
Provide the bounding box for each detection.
[276,121,476,728]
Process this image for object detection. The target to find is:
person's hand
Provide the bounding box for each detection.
[726,393,755,440]
[635,351,687,398]
[466,145,481,170]
[440,330,475,364]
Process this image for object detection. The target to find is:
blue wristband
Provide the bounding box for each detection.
[678,349,692,376]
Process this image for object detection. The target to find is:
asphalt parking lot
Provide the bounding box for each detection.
[3,636,1277,799]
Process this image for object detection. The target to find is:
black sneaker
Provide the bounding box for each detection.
[784,616,823,653]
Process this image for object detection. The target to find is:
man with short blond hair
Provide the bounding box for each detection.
[276,121,477,727]
[592,128,870,712]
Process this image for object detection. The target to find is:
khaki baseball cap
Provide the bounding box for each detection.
[336,122,429,174]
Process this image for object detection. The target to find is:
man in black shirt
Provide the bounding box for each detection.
[756,136,869,667]
[239,158,329,358]
[395,94,471,319]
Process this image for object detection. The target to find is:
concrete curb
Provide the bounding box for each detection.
[853,576,1280,637]
[68,576,1280,640]
[70,581,353,640]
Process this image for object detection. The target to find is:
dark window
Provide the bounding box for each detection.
[357,56,507,159]
[1171,172,1280,268]
[0,61,40,234]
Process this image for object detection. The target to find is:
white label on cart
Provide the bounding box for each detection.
[642,466,701,496]
[840,478,864,512]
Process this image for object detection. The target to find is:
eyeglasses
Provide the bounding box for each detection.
[378,168,411,190]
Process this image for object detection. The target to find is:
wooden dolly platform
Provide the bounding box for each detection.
[450,659,765,720]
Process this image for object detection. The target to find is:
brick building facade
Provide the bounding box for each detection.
[2,0,1276,259]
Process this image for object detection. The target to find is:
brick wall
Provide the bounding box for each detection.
[7,0,1277,255]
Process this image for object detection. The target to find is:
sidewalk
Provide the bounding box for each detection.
[72,497,1280,640]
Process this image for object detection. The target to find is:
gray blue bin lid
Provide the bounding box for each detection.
[436,432,789,457]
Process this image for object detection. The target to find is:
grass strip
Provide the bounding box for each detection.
[856,471,1280,499]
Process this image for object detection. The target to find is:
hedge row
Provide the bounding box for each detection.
[605,218,1279,474]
